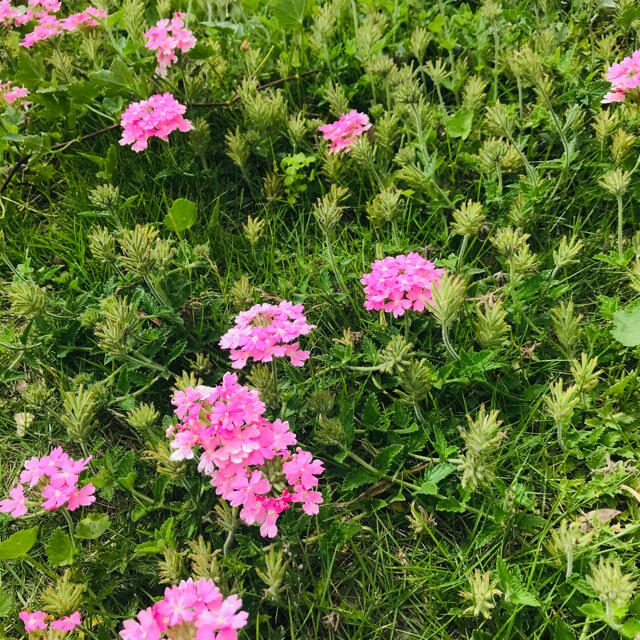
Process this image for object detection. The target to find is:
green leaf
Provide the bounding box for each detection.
[435,496,464,512]
[446,107,474,139]
[0,588,13,618]
[578,600,606,620]
[375,444,404,474]
[0,526,38,560]
[620,619,640,639]
[342,468,377,491]
[164,198,198,232]
[612,308,640,347]
[45,527,74,567]
[362,394,381,428]
[416,462,458,495]
[76,513,110,540]
[273,0,306,26]
[553,618,576,640]
[428,13,444,32]
[497,558,540,607]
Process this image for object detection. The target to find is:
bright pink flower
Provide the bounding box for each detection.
[19,610,47,632]
[144,13,196,77]
[318,110,371,154]
[120,607,160,640]
[66,483,96,511]
[360,252,446,317]
[602,50,640,104]
[51,611,81,631]
[283,448,324,489]
[119,93,193,152]
[0,81,29,105]
[168,373,323,538]
[219,301,315,369]
[292,484,323,515]
[120,580,247,640]
[0,485,28,518]
[41,479,73,511]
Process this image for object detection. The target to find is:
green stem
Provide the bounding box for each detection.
[556,419,564,451]
[23,554,56,580]
[441,325,459,360]
[617,193,624,255]
[324,235,359,315]
[223,507,239,556]
[457,234,469,271]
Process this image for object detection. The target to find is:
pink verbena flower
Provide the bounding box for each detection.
[119,579,248,640]
[119,93,193,152]
[18,5,104,46]
[602,50,640,104]
[0,81,29,105]
[219,301,316,369]
[1,448,95,517]
[360,252,446,317]
[61,6,105,30]
[167,373,324,538]
[144,12,196,77]
[19,611,47,632]
[318,110,371,154]
[0,485,27,517]
[0,1,22,25]
[51,612,82,631]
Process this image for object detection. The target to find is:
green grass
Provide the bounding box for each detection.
[2,0,640,638]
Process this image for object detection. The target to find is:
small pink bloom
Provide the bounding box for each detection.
[19,610,47,632]
[51,611,82,631]
[0,484,28,518]
[318,110,371,154]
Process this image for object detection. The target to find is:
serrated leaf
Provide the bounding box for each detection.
[342,468,377,491]
[578,600,606,620]
[76,513,110,540]
[620,619,640,639]
[497,557,540,607]
[45,527,73,567]
[375,444,404,474]
[612,308,640,347]
[164,198,198,232]
[416,463,457,495]
[435,496,464,512]
[0,526,38,560]
[362,394,381,428]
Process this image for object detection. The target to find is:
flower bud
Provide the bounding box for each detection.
[127,402,159,432]
[451,200,485,237]
[459,570,502,619]
[599,168,630,198]
[42,571,85,616]
[475,299,510,349]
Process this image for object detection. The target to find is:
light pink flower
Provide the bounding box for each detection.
[144,13,196,77]
[0,485,28,518]
[360,252,445,317]
[602,50,640,104]
[318,110,371,154]
[0,81,29,105]
[219,301,315,369]
[119,93,193,152]
[19,610,47,632]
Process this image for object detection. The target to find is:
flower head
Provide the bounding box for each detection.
[318,110,371,154]
[144,13,196,77]
[19,610,48,632]
[219,301,315,369]
[361,253,446,317]
[602,50,640,104]
[119,93,193,152]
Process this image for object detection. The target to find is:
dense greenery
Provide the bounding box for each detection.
[2,0,640,638]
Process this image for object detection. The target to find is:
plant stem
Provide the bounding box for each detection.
[457,234,469,271]
[616,193,624,255]
[441,325,459,360]
[223,507,239,556]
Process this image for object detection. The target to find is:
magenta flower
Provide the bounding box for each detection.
[360,252,446,317]
[0,485,28,518]
[19,611,48,632]
[144,13,196,77]
[219,301,315,369]
[119,580,247,640]
[602,50,640,104]
[119,93,193,152]
[318,109,372,154]
[168,374,324,538]
[51,611,82,631]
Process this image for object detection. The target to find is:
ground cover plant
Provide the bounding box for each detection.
[2,0,640,638]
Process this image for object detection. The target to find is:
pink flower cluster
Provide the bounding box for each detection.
[119,93,193,152]
[602,50,640,104]
[120,578,247,640]
[219,301,315,369]
[3,0,106,48]
[144,13,196,77]
[0,81,29,105]
[168,373,324,538]
[0,447,95,517]
[20,610,81,633]
[361,252,445,317]
[318,110,372,154]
